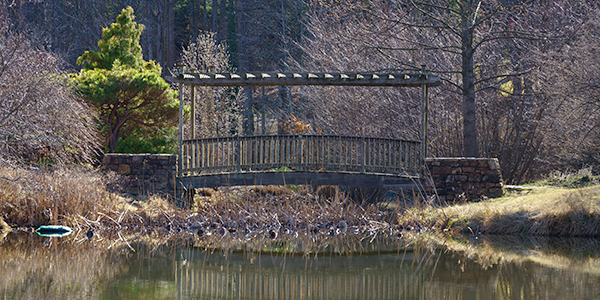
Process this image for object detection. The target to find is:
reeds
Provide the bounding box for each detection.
[0,165,119,227]
[0,165,413,254]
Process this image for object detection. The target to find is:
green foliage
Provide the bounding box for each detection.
[114,128,178,154]
[76,6,154,72]
[532,168,600,189]
[71,6,179,153]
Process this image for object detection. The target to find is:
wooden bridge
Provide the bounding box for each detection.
[166,68,441,189]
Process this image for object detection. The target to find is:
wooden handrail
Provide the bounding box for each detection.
[179,134,421,178]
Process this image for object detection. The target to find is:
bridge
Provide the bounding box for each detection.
[166,68,441,189]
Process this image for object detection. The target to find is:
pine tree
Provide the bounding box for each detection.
[72,6,179,153]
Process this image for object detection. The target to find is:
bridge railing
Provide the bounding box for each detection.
[180,134,421,177]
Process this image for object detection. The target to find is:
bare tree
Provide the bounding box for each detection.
[327,0,575,158]
[297,0,588,183]
[180,31,244,138]
[528,4,600,175]
[0,12,100,165]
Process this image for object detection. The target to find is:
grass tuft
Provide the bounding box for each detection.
[530,167,600,188]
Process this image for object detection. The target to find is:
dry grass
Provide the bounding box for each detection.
[0,165,411,254]
[0,165,187,232]
[401,186,600,237]
[183,184,407,254]
[0,166,116,227]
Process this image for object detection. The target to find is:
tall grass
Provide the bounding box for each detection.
[401,186,600,237]
[0,165,410,254]
[0,166,118,227]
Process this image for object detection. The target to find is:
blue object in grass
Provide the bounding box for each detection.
[36,225,73,237]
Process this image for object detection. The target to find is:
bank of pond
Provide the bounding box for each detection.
[3,166,600,298]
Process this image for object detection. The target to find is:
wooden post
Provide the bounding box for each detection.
[178,82,184,177]
[191,85,196,139]
[420,65,429,175]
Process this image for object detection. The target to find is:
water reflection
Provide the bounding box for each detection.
[2,233,600,299]
[0,233,125,300]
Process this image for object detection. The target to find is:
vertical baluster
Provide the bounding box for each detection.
[212,138,216,170]
[203,139,208,171]
[217,138,221,171]
[407,141,411,173]
[361,137,366,173]
[380,139,384,172]
[251,138,255,169]
[390,140,394,173]
[206,138,210,170]
[193,140,198,172]
[237,138,241,170]
[200,140,204,171]
[298,135,303,170]
[271,136,275,168]
[321,136,326,169]
[208,139,212,170]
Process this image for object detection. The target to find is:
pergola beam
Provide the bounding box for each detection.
[166,71,442,87]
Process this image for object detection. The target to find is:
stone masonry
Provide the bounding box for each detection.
[425,158,503,202]
[102,154,178,197]
[101,154,503,202]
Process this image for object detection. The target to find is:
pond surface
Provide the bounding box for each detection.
[2,232,600,299]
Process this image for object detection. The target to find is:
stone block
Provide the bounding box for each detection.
[132,155,145,163]
[456,175,468,182]
[482,175,500,183]
[488,159,499,170]
[127,186,139,195]
[489,188,503,198]
[451,167,462,174]
[155,182,168,190]
[433,166,452,174]
[463,166,475,173]
[117,164,131,175]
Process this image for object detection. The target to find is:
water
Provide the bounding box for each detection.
[2,232,600,299]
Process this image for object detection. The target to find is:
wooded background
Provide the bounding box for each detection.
[3,0,600,183]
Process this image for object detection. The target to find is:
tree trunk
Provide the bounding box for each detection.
[461,7,479,158]
[190,0,198,41]
[166,0,175,70]
[235,0,254,134]
[212,0,218,33]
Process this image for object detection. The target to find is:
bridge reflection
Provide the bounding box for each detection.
[171,249,498,300]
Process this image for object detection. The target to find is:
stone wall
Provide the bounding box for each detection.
[100,154,503,202]
[425,158,503,202]
[101,154,178,197]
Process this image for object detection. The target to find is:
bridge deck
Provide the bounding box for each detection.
[178,134,421,188]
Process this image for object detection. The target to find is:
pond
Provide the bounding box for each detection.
[2,232,600,300]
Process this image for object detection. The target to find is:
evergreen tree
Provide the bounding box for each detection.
[72,7,179,153]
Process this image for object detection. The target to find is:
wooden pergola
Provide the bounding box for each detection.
[165,66,441,186]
